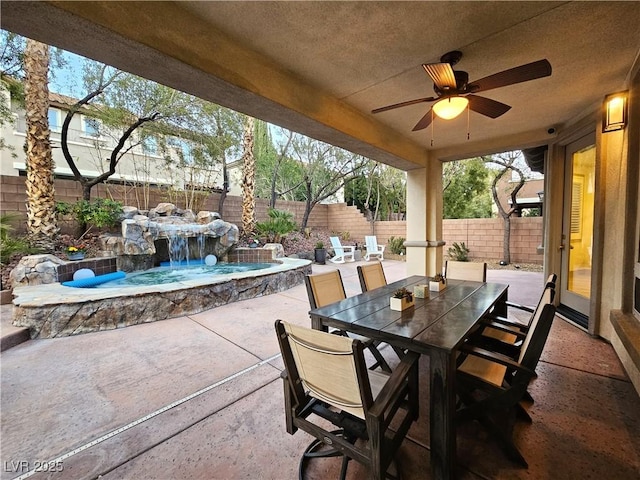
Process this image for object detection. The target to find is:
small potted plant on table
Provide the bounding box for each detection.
[429,273,447,292]
[390,287,415,311]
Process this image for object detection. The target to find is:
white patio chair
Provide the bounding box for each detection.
[364,235,385,261]
[329,236,355,263]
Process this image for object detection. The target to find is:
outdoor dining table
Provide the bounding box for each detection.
[309,275,509,480]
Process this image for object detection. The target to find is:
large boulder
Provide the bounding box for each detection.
[9,254,66,288]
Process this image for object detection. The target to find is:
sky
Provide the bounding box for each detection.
[50,50,85,97]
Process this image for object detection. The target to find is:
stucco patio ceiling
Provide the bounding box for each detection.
[2,1,640,170]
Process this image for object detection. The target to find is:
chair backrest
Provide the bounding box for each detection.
[275,320,371,419]
[513,302,556,387]
[330,236,344,253]
[304,270,347,309]
[445,260,487,282]
[518,286,555,365]
[357,262,387,292]
[365,235,379,251]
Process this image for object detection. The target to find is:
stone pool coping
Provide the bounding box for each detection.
[12,258,312,339]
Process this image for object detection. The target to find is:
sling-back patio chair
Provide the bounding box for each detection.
[275,320,419,480]
[357,261,388,293]
[329,236,355,264]
[364,236,385,261]
[455,302,557,467]
[357,262,407,360]
[304,270,392,372]
[444,260,487,282]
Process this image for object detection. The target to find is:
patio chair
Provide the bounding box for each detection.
[357,261,387,292]
[455,302,557,467]
[357,262,407,360]
[444,260,487,282]
[493,273,557,320]
[329,236,355,264]
[305,270,392,372]
[364,235,385,261]
[275,320,419,480]
[477,278,556,353]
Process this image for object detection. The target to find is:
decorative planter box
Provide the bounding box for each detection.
[429,281,447,292]
[413,284,429,298]
[390,296,415,311]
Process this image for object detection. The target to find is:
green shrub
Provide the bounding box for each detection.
[447,241,469,261]
[0,213,39,264]
[56,198,123,234]
[255,209,298,243]
[388,236,406,255]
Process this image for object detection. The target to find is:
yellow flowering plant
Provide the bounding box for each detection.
[65,244,86,254]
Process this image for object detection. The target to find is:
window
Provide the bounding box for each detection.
[142,136,158,155]
[168,137,193,163]
[48,108,62,132]
[81,115,101,138]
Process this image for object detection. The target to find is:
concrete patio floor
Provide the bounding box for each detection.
[1,260,638,479]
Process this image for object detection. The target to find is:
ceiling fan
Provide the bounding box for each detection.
[372,51,552,131]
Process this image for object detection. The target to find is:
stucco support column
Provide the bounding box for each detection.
[405,157,444,277]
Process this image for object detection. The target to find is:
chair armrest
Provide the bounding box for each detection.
[503,300,534,313]
[378,245,386,253]
[484,313,528,331]
[343,246,355,253]
[369,351,419,418]
[481,320,527,339]
[460,344,535,377]
[464,335,521,361]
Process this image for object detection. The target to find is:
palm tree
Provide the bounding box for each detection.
[23,39,58,249]
[241,116,256,236]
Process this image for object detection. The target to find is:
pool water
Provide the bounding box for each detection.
[95,263,276,288]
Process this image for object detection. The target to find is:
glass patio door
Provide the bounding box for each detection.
[559,134,596,328]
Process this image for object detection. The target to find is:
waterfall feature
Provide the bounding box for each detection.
[167,234,189,267]
[103,203,239,272]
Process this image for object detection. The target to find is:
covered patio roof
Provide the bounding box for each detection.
[2,1,639,168]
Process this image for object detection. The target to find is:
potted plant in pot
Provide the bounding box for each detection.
[314,241,326,264]
[65,243,87,261]
[429,273,447,291]
[390,287,415,311]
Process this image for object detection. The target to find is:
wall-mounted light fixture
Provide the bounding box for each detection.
[432,96,469,120]
[602,91,628,133]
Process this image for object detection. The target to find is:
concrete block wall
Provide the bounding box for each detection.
[442,217,543,264]
[0,176,328,234]
[326,203,405,248]
[0,176,542,263]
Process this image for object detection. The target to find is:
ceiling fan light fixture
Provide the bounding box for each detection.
[432,96,469,120]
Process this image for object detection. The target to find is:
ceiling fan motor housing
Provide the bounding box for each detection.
[434,70,469,96]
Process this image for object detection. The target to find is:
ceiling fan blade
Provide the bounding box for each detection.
[469,59,552,93]
[372,96,437,114]
[412,108,434,131]
[467,94,511,118]
[422,62,457,90]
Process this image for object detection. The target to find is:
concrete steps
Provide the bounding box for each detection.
[1,302,30,352]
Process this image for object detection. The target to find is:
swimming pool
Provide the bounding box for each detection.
[94,263,277,288]
[12,258,312,338]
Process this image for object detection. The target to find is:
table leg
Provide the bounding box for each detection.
[494,289,509,317]
[430,350,456,480]
[310,314,327,332]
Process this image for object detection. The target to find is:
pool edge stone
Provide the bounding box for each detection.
[12,258,311,339]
